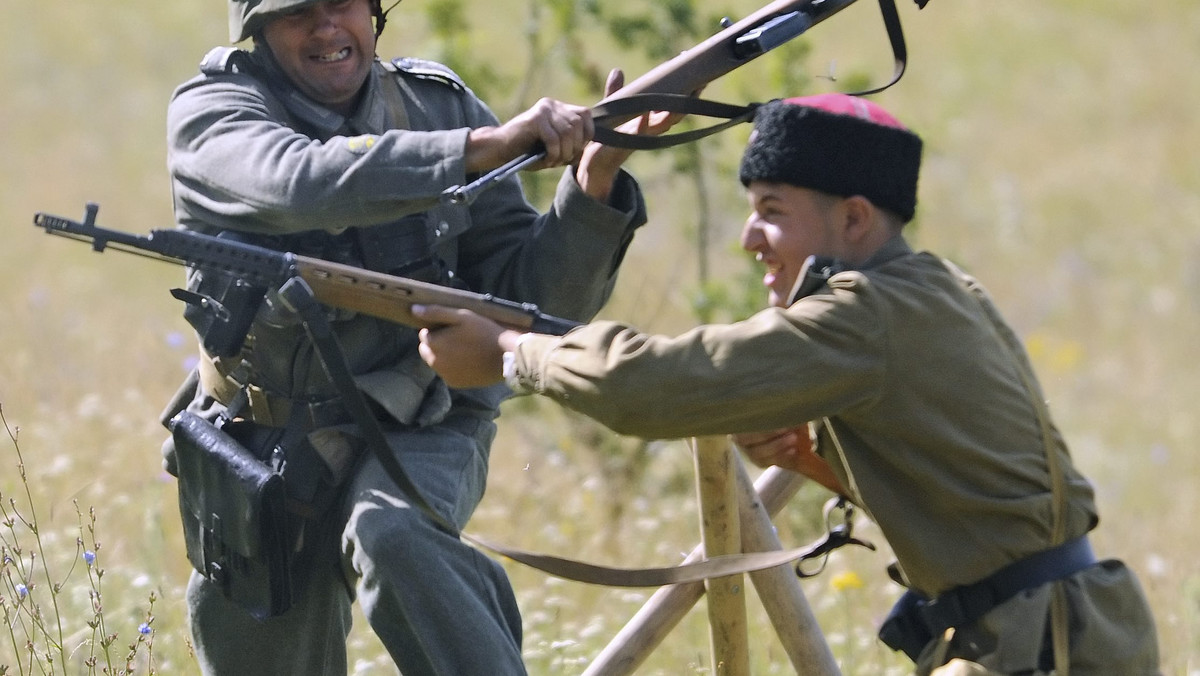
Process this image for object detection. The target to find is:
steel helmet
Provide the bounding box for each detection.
[227,0,391,43]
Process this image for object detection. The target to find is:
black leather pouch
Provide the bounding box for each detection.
[878,589,935,662]
[171,268,267,360]
[169,410,295,620]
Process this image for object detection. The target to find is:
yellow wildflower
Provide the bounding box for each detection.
[830,570,864,592]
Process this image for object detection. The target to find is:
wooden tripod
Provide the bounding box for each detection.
[582,436,842,676]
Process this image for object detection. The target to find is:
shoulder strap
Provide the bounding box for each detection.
[945,261,1069,546]
[199,46,255,76]
[275,275,864,586]
[376,64,411,131]
[590,95,762,150]
[382,57,467,93]
[849,0,909,96]
[946,260,1074,674]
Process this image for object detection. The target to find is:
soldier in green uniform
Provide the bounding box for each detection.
[162,0,677,673]
[414,94,1162,675]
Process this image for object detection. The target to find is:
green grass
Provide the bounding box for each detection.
[2,0,1198,673]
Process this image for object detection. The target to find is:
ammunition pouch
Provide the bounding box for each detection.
[354,213,445,283]
[172,258,268,360]
[171,215,451,362]
[169,410,338,620]
[262,213,446,282]
[165,217,449,620]
[878,589,935,661]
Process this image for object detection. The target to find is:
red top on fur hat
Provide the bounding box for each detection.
[782,93,909,130]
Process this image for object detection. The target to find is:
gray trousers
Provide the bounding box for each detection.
[185,413,526,675]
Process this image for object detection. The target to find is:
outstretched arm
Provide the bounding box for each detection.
[417,303,849,498]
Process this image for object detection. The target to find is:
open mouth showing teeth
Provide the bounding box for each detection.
[316,48,350,62]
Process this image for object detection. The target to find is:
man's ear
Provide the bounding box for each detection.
[840,195,876,244]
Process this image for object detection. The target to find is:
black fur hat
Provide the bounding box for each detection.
[739,94,923,222]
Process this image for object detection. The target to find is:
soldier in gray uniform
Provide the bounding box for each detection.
[414,94,1161,675]
[162,0,673,673]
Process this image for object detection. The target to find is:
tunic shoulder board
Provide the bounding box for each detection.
[383,57,466,93]
[199,46,255,76]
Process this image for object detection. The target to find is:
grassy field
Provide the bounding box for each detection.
[2,0,1197,673]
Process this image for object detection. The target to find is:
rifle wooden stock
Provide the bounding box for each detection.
[293,256,582,335]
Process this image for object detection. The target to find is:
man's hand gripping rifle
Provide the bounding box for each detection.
[34,203,582,358]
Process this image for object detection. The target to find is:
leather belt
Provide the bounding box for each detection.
[920,536,1097,635]
[245,385,351,431]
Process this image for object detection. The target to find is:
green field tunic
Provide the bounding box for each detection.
[509,236,1159,674]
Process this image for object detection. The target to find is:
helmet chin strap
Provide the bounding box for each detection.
[374,0,401,38]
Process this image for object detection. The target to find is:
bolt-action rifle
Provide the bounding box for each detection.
[446,0,931,204]
[34,203,582,354]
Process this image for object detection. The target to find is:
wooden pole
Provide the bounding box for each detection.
[583,455,836,675]
[735,461,842,675]
[693,435,750,676]
[580,551,707,676]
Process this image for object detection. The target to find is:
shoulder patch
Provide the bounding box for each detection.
[199,46,254,76]
[828,270,867,291]
[385,57,466,92]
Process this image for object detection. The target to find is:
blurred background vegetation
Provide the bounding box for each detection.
[1,0,1197,673]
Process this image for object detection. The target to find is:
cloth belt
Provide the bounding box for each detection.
[920,536,1096,635]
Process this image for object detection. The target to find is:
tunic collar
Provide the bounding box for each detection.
[858,235,913,271]
[249,46,389,136]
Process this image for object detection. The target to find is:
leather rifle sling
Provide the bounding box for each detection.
[369,66,860,587]
[589,0,909,151]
